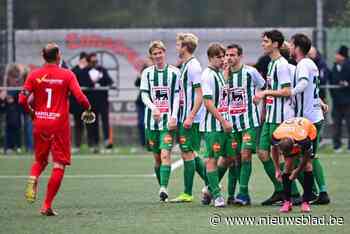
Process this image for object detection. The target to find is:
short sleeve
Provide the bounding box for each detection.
[277,62,292,88]
[308,123,317,141]
[140,68,150,93]
[249,66,265,89]
[297,60,310,82]
[201,71,213,99]
[188,60,202,88]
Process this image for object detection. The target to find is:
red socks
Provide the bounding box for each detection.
[30,161,47,178]
[43,168,65,210]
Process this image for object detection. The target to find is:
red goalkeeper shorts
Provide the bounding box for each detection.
[33,130,71,166]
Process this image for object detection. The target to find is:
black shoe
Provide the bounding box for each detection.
[261,191,284,206]
[291,194,302,206]
[159,188,169,202]
[227,196,236,205]
[160,192,168,202]
[311,192,330,205]
[310,191,318,201]
[201,192,212,205]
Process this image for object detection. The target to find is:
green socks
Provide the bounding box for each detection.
[239,160,252,196]
[312,158,327,192]
[217,165,227,182]
[154,166,160,185]
[183,160,195,195]
[160,165,171,187]
[195,156,209,186]
[262,158,283,192]
[207,170,221,198]
[228,165,239,197]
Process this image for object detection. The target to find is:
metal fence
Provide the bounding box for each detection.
[1,27,350,147]
[0,0,7,147]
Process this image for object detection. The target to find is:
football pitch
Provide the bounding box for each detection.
[0,150,349,234]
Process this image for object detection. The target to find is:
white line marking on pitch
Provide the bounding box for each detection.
[0,174,155,179]
[0,159,184,179]
[0,155,182,160]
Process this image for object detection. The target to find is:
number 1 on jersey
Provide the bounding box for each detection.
[45,88,52,108]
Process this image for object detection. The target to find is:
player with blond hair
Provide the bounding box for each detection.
[140,40,180,202]
[171,33,208,203]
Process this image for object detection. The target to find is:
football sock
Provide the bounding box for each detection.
[43,168,64,209]
[295,158,318,194]
[280,162,300,196]
[302,171,314,202]
[160,165,171,188]
[236,161,241,183]
[282,173,292,201]
[239,160,252,196]
[312,158,327,192]
[183,159,195,195]
[217,165,227,183]
[195,156,209,186]
[262,158,283,192]
[298,170,318,195]
[207,170,221,199]
[154,166,160,185]
[30,161,47,178]
[228,165,238,197]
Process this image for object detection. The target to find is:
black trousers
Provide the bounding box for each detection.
[5,124,21,150]
[87,102,110,146]
[136,103,145,146]
[332,104,350,149]
[73,111,84,148]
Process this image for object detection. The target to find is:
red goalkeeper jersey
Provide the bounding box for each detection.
[19,64,90,133]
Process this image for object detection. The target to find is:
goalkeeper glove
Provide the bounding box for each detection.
[81,107,96,124]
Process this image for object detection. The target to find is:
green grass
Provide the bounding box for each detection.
[0,152,349,234]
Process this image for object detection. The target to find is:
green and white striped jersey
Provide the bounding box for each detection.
[227,65,265,131]
[179,57,202,122]
[265,56,294,124]
[293,58,324,123]
[140,64,180,131]
[200,67,229,132]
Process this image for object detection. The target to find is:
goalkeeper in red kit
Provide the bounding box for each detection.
[19,43,95,216]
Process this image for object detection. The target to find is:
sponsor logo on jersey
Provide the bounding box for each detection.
[47,79,64,84]
[179,136,186,145]
[36,74,63,85]
[148,140,155,147]
[243,133,251,142]
[36,74,48,83]
[231,141,238,149]
[212,143,221,152]
[164,134,173,144]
